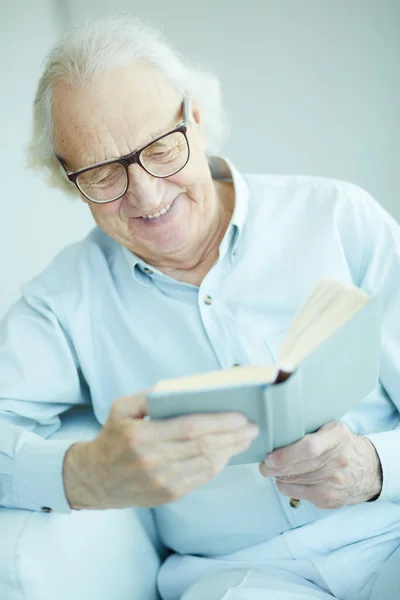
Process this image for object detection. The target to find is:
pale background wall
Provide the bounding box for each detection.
[0,0,93,319]
[1,0,399,319]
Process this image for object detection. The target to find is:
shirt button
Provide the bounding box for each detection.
[204,295,213,305]
[289,498,301,508]
[143,267,154,275]
[232,363,241,367]
[41,507,53,513]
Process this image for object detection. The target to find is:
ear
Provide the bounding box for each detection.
[189,99,206,151]
[190,99,204,134]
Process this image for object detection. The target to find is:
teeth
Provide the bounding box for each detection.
[142,203,172,220]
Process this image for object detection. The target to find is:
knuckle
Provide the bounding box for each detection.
[165,488,182,503]
[196,435,213,456]
[336,453,350,468]
[111,396,124,415]
[330,473,343,486]
[271,452,286,469]
[135,453,155,472]
[238,430,251,446]
[303,435,320,457]
[337,421,349,434]
[161,479,183,502]
[179,418,197,440]
[201,448,225,478]
[337,421,350,441]
[122,425,139,452]
[197,451,219,477]
[152,472,169,490]
[207,456,222,478]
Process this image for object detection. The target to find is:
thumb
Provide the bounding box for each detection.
[112,389,151,421]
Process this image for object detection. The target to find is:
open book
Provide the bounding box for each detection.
[147,278,381,465]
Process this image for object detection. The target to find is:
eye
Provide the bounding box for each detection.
[142,133,184,164]
[79,165,124,187]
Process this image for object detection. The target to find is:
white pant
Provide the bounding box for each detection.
[181,567,336,600]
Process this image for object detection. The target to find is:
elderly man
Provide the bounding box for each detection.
[1,16,400,600]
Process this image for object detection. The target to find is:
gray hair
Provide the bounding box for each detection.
[27,17,228,195]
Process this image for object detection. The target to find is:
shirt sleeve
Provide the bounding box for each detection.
[0,284,89,513]
[338,184,400,503]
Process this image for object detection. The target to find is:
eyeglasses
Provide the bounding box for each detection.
[57,95,191,204]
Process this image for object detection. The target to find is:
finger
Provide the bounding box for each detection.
[166,466,216,498]
[275,480,321,501]
[275,467,333,485]
[259,445,337,478]
[164,439,253,489]
[144,411,251,442]
[264,422,346,470]
[146,437,255,503]
[154,426,259,462]
[112,391,149,420]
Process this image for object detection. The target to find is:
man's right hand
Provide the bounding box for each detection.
[63,390,259,510]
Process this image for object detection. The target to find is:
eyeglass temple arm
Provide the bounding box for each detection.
[55,154,69,174]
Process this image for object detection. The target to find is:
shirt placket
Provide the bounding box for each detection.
[197,230,246,369]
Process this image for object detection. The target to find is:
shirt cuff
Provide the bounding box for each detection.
[13,437,74,513]
[366,429,400,503]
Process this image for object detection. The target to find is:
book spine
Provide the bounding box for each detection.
[262,369,305,452]
[262,383,275,455]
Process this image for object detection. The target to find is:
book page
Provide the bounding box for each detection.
[151,278,369,395]
[153,364,278,394]
[277,278,370,370]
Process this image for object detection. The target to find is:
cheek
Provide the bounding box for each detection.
[166,172,203,201]
[166,172,190,189]
[167,151,209,190]
[89,201,122,225]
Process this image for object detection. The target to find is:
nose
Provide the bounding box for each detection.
[122,164,161,212]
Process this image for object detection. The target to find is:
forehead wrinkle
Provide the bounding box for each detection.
[53,65,182,170]
[81,108,178,169]
[58,115,133,170]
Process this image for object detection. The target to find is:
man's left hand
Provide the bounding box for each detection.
[259,421,383,509]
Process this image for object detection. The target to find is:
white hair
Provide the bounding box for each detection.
[27,16,228,195]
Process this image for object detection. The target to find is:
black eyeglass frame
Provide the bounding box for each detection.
[56,94,191,204]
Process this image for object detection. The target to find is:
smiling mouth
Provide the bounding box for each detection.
[140,198,176,220]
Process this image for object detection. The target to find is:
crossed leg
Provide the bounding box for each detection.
[181,567,336,600]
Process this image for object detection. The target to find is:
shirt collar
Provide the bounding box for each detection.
[121,245,156,285]
[121,155,249,278]
[208,155,249,240]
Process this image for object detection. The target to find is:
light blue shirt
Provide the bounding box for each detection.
[1,158,400,599]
